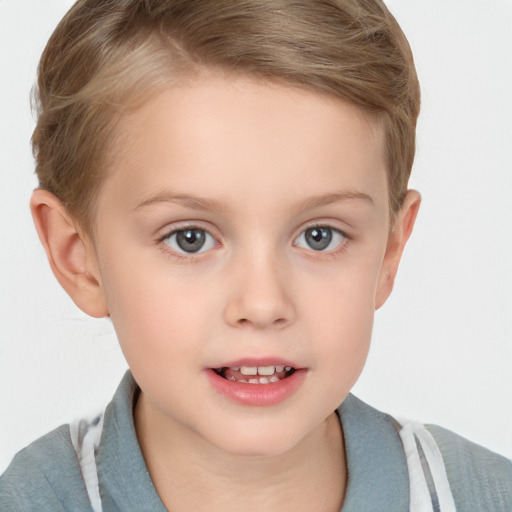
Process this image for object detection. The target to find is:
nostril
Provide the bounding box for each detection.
[236,316,288,329]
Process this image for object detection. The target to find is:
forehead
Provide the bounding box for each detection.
[99,76,388,216]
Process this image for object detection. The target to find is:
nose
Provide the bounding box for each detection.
[223,253,296,330]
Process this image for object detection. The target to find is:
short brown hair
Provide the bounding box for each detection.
[33,0,420,232]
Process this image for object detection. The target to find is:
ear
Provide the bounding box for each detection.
[375,190,421,309]
[30,189,109,318]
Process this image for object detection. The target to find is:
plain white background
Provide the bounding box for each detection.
[0,0,511,472]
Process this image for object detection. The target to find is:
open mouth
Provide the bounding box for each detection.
[207,363,305,405]
[213,365,296,384]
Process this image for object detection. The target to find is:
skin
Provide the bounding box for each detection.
[31,75,420,512]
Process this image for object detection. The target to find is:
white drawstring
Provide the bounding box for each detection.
[70,413,104,512]
[398,420,457,512]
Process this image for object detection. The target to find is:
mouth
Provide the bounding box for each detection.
[206,361,305,406]
[213,365,296,384]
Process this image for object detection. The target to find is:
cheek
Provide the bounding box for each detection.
[314,290,374,373]
[296,256,382,372]
[97,250,214,363]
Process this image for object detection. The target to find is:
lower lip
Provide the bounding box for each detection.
[205,368,307,406]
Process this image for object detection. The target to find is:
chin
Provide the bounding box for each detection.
[210,425,304,458]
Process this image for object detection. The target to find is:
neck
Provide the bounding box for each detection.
[134,394,347,512]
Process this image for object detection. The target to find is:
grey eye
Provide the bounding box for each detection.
[164,228,215,254]
[295,226,345,252]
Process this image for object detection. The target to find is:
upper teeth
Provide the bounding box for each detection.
[240,365,287,376]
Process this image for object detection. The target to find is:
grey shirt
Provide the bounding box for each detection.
[1,371,511,511]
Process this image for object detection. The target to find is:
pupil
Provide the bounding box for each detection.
[305,227,332,251]
[176,229,205,252]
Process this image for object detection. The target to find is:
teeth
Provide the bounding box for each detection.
[221,365,295,384]
[239,365,291,376]
[225,373,288,385]
[248,377,274,384]
[240,366,258,376]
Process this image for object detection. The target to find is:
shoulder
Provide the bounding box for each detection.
[426,424,512,510]
[0,424,93,511]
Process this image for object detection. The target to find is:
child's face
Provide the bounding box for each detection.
[86,76,406,456]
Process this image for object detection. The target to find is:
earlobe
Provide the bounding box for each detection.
[375,190,421,309]
[30,189,109,318]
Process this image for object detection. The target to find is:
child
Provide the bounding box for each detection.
[1,0,511,510]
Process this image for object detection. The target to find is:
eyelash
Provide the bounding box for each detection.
[156,222,351,260]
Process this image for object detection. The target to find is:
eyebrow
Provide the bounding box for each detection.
[134,190,373,213]
[135,192,230,214]
[295,191,374,212]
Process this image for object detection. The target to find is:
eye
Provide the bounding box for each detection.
[162,228,216,254]
[295,226,346,252]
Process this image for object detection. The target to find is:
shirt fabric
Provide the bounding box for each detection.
[1,371,511,511]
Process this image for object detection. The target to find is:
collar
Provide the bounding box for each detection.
[338,394,409,511]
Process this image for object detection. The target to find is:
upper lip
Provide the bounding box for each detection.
[209,357,302,369]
